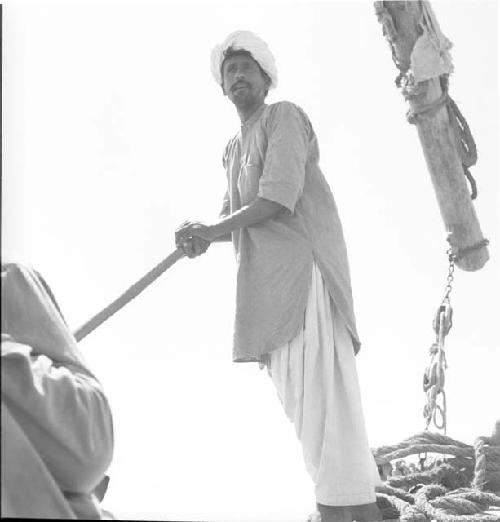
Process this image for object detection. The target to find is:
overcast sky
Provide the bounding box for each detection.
[3,1,499,520]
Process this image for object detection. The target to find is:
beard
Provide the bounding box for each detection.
[229,84,265,112]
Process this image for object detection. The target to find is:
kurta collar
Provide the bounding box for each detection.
[241,103,267,129]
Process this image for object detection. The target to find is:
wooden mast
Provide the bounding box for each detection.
[374,1,489,271]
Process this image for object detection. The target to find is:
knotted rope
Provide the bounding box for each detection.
[406,74,479,200]
[373,431,500,521]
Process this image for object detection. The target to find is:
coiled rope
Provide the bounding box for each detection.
[373,431,500,521]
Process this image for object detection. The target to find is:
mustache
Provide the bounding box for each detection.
[231,81,250,92]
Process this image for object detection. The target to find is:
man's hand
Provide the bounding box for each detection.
[176,198,284,249]
[178,236,211,259]
[176,221,213,258]
[176,221,216,245]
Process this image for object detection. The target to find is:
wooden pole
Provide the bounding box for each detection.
[374,1,489,271]
[74,248,184,342]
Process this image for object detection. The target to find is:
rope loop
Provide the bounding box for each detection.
[432,391,447,432]
[454,238,490,262]
[447,95,478,168]
[406,91,449,124]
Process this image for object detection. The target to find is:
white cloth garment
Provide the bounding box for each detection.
[266,262,380,506]
[210,30,278,89]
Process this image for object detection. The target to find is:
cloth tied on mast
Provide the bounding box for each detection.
[210,30,278,89]
[410,0,454,82]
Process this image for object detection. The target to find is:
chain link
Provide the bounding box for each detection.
[423,247,457,435]
[443,247,456,302]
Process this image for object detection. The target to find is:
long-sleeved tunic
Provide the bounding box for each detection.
[221,101,360,362]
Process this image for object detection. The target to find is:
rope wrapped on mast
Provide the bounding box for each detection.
[406,75,478,200]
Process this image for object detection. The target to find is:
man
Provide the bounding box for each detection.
[1,261,114,519]
[176,31,382,522]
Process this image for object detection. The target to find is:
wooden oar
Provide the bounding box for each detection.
[74,248,184,342]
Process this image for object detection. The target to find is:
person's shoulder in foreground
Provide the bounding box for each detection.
[1,260,114,519]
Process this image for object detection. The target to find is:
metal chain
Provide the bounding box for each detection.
[423,247,457,435]
[442,247,456,303]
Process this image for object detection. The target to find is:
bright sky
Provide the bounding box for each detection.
[2,1,499,521]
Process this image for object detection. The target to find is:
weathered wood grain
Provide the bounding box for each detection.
[376,1,489,271]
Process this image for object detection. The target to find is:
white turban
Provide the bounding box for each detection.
[210,30,278,90]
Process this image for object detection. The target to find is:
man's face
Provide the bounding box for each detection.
[222,53,270,109]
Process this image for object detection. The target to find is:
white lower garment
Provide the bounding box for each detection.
[266,262,381,506]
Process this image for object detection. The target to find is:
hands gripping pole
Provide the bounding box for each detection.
[74,248,185,342]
